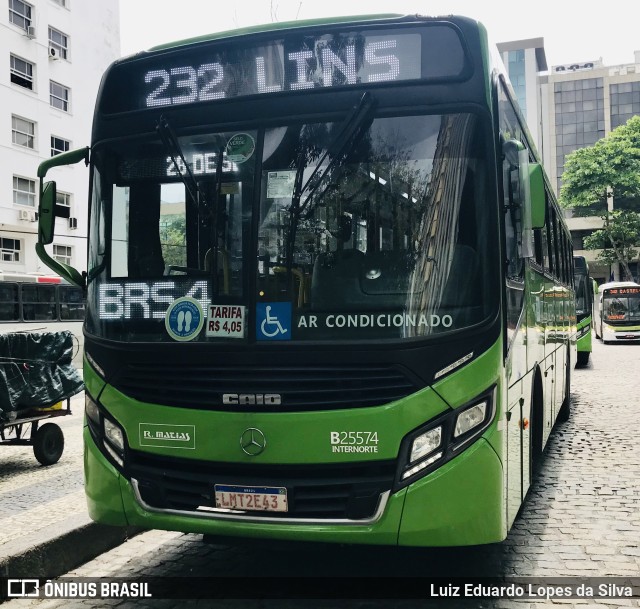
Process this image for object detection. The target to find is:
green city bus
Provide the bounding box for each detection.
[36,14,576,546]
[573,256,593,366]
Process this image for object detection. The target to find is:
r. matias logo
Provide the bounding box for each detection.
[139,423,196,449]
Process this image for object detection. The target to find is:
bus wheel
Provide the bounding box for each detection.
[576,351,590,367]
[558,358,571,423]
[530,373,544,474]
[33,423,65,466]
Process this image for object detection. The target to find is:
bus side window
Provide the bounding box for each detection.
[21,284,56,321]
[0,283,20,321]
[59,286,86,321]
[127,183,165,278]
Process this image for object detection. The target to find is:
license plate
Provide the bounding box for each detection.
[214,484,288,513]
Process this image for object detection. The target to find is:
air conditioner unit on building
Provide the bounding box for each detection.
[18,209,37,222]
[25,25,36,39]
[49,46,60,60]
[68,217,78,229]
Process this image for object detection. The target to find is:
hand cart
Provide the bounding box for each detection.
[0,398,71,465]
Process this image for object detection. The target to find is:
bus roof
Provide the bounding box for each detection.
[147,14,405,53]
[598,281,640,293]
[0,271,65,284]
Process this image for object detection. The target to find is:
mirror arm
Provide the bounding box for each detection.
[35,243,86,289]
[35,146,90,289]
[37,147,89,179]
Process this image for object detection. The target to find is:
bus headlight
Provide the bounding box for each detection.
[410,427,441,463]
[396,388,495,488]
[85,395,100,425]
[85,392,127,471]
[104,418,125,452]
[454,402,487,438]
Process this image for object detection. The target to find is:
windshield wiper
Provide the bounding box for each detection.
[156,116,228,292]
[156,115,208,214]
[284,92,377,280]
[298,92,377,216]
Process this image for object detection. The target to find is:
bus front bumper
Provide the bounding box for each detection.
[85,426,505,547]
[602,324,640,342]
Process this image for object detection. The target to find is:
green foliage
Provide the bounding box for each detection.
[160,215,187,267]
[560,116,640,279]
[582,210,640,279]
[559,115,640,209]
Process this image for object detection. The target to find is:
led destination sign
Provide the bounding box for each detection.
[101,25,468,114]
[606,287,640,295]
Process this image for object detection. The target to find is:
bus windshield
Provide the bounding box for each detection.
[575,272,590,317]
[86,111,495,343]
[602,288,640,324]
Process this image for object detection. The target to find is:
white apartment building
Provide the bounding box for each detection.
[1,0,119,277]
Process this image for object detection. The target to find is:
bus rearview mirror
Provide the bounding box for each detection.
[528,163,545,230]
[39,180,56,246]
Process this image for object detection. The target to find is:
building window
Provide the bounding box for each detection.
[49,80,70,111]
[507,50,527,117]
[10,54,34,90]
[554,77,605,193]
[13,175,36,207]
[12,115,35,149]
[56,190,71,209]
[51,0,66,7]
[610,82,640,130]
[53,244,72,266]
[51,135,70,156]
[0,237,21,262]
[9,0,32,30]
[48,26,68,59]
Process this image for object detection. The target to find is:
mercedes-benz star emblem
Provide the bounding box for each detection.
[240,428,266,456]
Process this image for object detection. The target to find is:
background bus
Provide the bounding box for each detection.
[36,14,575,547]
[0,272,85,367]
[594,281,640,344]
[573,256,593,366]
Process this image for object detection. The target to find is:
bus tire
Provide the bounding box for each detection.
[558,357,571,423]
[530,371,544,474]
[33,423,64,466]
[576,351,590,367]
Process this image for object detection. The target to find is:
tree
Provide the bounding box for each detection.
[160,215,187,268]
[582,210,640,281]
[560,115,640,277]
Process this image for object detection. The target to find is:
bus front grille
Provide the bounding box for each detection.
[128,451,396,521]
[112,364,418,411]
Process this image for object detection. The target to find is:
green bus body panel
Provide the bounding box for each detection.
[398,438,504,546]
[97,382,449,464]
[432,339,501,409]
[85,423,505,546]
[576,317,592,354]
[83,338,509,545]
[84,427,128,526]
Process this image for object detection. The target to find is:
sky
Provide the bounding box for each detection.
[119,0,640,69]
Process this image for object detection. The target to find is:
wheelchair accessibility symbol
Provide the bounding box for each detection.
[256,302,291,341]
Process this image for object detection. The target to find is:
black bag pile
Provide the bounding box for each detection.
[0,331,83,421]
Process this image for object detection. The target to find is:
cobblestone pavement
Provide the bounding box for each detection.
[0,392,86,548]
[4,337,640,608]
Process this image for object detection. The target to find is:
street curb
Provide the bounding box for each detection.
[0,519,143,583]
